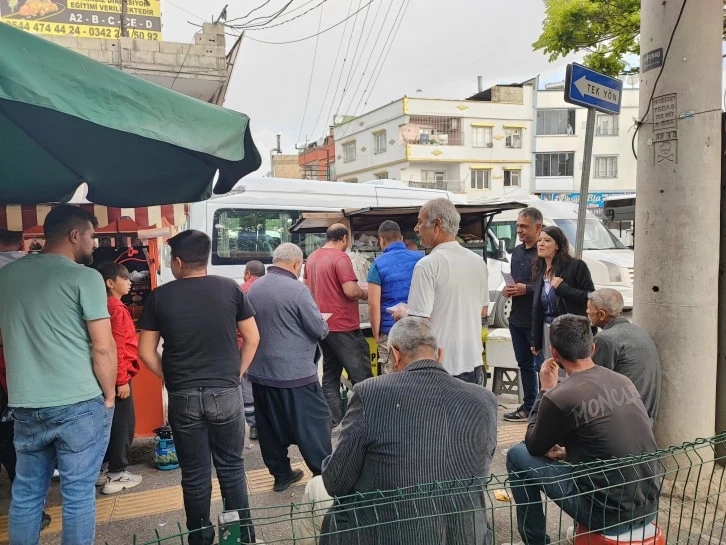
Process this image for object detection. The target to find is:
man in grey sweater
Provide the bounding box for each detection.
[587,288,662,421]
[246,243,332,492]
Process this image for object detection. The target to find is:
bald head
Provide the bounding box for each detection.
[324,223,350,251]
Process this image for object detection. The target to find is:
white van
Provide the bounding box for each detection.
[482,197,635,327]
[162,177,466,285]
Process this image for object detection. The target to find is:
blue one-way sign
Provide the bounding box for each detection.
[564,63,623,115]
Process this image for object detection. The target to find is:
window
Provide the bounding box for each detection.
[491,221,518,253]
[505,128,522,148]
[342,141,356,162]
[536,109,576,135]
[414,170,447,189]
[535,152,575,177]
[595,114,619,136]
[343,178,358,183]
[373,131,387,154]
[213,209,298,265]
[503,169,521,187]
[594,156,618,178]
[470,169,491,190]
[405,116,463,145]
[374,172,389,179]
[472,126,493,148]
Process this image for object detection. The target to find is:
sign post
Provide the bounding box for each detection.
[564,63,623,257]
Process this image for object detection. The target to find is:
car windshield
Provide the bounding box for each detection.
[554,219,626,250]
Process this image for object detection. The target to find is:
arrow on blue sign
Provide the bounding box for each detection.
[565,63,623,115]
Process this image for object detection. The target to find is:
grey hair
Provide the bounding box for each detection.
[588,288,624,318]
[549,314,593,361]
[272,242,303,264]
[423,198,460,236]
[518,207,543,225]
[387,317,438,356]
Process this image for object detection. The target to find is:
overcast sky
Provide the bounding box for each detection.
[160,0,581,174]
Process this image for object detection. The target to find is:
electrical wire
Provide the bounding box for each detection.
[631,0,688,160]
[329,0,366,139]
[233,0,329,31]
[338,0,394,117]
[296,0,326,145]
[309,0,355,139]
[338,0,409,139]
[242,0,374,45]
[165,0,207,22]
[225,0,274,25]
[232,0,294,29]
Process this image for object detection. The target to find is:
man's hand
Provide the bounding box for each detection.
[391,304,409,322]
[116,383,131,399]
[551,277,564,289]
[502,283,527,298]
[530,346,540,356]
[539,358,559,390]
[545,445,566,460]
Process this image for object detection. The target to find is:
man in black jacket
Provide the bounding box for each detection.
[320,317,497,545]
[507,314,659,545]
[503,208,544,421]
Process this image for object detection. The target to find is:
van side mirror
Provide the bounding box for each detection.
[497,240,508,261]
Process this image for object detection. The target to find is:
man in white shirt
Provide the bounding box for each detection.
[404,199,489,384]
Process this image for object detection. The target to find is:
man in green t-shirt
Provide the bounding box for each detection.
[0,205,117,545]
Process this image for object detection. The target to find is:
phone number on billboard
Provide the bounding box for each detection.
[3,19,159,40]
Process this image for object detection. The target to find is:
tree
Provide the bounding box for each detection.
[533,0,726,76]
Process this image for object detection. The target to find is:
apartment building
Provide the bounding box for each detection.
[332,84,535,197]
[534,85,639,211]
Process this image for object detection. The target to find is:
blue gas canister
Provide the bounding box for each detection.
[154,426,179,470]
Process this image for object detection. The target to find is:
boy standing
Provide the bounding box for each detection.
[97,263,142,494]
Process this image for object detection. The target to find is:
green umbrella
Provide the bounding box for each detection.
[0,21,261,206]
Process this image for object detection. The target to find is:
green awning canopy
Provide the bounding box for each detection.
[0,22,261,206]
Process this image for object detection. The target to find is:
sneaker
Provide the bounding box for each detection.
[566,525,575,545]
[40,511,51,531]
[95,469,109,487]
[273,469,304,492]
[503,407,529,422]
[249,426,258,440]
[101,471,142,494]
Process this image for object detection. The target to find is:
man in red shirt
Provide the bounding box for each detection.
[240,260,265,440]
[304,224,372,428]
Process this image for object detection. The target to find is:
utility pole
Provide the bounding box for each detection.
[635,0,722,447]
[119,0,128,37]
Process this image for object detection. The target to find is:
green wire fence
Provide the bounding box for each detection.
[123,433,726,545]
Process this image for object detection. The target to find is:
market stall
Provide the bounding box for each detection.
[0,202,188,437]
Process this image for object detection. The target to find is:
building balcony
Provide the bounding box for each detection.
[408,179,465,193]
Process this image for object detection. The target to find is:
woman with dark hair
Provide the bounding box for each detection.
[530,225,594,358]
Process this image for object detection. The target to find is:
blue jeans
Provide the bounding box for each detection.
[168,385,255,545]
[509,324,544,413]
[506,444,654,545]
[9,395,112,545]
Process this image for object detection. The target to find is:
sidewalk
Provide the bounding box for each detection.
[0,399,526,545]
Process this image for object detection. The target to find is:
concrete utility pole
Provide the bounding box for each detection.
[635,0,722,447]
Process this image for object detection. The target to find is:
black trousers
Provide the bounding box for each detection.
[0,419,16,481]
[104,382,136,473]
[320,330,373,426]
[252,382,332,480]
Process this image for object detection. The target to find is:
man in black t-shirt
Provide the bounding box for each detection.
[506,315,659,545]
[138,230,260,545]
[503,207,544,421]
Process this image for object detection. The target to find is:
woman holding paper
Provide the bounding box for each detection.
[530,226,594,358]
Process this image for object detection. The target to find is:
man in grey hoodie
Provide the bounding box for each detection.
[247,243,332,492]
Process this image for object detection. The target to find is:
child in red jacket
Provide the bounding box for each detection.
[97,263,143,494]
